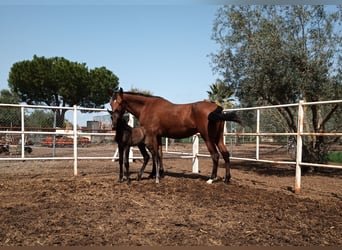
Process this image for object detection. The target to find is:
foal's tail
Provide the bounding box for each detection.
[208,106,242,124]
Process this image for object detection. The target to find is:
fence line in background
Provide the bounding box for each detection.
[0,100,341,193]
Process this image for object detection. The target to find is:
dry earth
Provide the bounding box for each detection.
[0,143,341,246]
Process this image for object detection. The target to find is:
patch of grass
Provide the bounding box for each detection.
[328,151,342,163]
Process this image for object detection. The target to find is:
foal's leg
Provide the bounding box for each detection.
[123,146,131,184]
[118,146,124,183]
[136,144,150,181]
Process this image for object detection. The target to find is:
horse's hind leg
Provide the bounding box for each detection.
[204,140,220,183]
[136,144,150,181]
[217,141,231,183]
[216,123,231,183]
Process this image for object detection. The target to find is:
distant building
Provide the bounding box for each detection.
[85,114,113,143]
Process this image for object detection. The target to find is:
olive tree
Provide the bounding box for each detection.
[211,5,342,163]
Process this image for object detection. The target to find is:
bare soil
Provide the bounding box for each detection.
[0,144,341,246]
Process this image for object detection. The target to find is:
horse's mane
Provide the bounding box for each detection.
[124,91,164,100]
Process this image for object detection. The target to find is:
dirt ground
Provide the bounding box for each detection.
[0,144,341,246]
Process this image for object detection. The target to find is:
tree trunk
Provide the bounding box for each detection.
[302,105,328,165]
[55,109,67,128]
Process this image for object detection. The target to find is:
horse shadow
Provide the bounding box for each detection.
[129,159,341,182]
[231,160,342,178]
[129,169,209,182]
[163,171,209,181]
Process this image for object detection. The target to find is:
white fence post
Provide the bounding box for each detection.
[20,106,25,159]
[223,121,227,145]
[295,100,304,193]
[256,109,260,160]
[165,137,169,152]
[192,133,199,173]
[73,105,78,176]
[128,113,134,162]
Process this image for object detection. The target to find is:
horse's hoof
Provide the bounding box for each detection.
[159,169,165,178]
[207,177,221,184]
[225,174,231,184]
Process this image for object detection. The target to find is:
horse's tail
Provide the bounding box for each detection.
[208,106,241,124]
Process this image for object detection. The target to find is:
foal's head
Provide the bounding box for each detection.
[107,109,125,130]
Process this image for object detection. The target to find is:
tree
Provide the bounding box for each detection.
[25,110,55,129]
[0,89,21,127]
[207,79,235,108]
[8,55,119,127]
[211,5,342,163]
[129,87,153,96]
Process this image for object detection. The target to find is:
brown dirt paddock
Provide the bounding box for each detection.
[0,149,341,246]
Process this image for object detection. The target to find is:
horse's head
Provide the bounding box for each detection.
[109,87,125,114]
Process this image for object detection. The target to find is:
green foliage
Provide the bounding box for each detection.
[25,110,55,129]
[211,5,342,163]
[207,79,235,108]
[129,87,153,96]
[0,90,21,127]
[212,6,342,106]
[8,55,119,108]
[8,55,120,126]
[328,151,342,163]
[0,89,20,104]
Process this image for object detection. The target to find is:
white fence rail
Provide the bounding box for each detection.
[0,100,341,193]
[223,100,342,193]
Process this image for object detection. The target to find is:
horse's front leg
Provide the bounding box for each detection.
[148,138,163,179]
[157,137,164,178]
[153,150,160,183]
[146,140,160,183]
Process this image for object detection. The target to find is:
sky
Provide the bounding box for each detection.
[1,1,339,125]
[0,1,221,105]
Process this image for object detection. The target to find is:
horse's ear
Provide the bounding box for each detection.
[108,89,114,98]
[117,87,123,98]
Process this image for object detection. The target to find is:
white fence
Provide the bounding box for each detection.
[223,100,342,193]
[0,100,341,193]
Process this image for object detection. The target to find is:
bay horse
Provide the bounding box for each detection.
[109,88,241,184]
[108,109,156,183]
